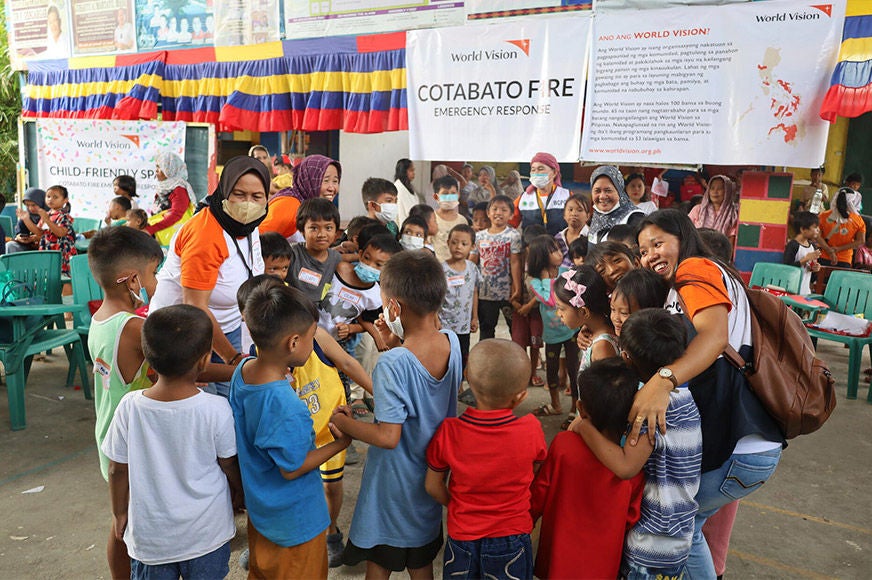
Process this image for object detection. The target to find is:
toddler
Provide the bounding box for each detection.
[105,196,132,227]
[426,339,546,579]
[125,209,149,231]
[471,201,490,232]
[260,231,293,279]
[18,184,76,274]
[439,224,480,370]
[409,203,438,252]
[398,215,430,251]
[568,237,588,267]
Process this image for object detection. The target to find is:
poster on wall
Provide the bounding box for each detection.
[70,0,136,55]
[134,0,213,50]
[7,0,72,65]
[36,119,187,220]
[284,0,465,40]
[466,0,591,20]
[214,0,280,46]
[407,15,591,162]
[581,0,846,166]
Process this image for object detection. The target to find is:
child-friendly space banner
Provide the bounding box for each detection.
[36,119,186,220]
[406,15,591,162]
[581,0,846,166]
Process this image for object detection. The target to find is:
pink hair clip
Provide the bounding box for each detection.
[560,270,586,309]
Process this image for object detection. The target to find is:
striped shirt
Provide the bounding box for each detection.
[624,387,702,569]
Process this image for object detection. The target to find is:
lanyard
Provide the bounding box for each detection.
[231,234,254,280]
[533,185,557,225]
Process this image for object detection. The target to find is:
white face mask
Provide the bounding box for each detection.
[375,202,398,224]
[383,302,404,339]
[400,234,425,251]
[438,193,460,211]
[530,173,552,190]
[222,199,266,224]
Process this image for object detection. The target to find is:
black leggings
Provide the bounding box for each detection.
[478,300,512,340]
[545,339,580,395]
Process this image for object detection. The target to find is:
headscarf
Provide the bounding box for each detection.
[208,156,271,238]
[22,187,46,226]
[154,152,197,211]
[273,154,341,202]
[529,151,563,187]
[588,165,641,242]
[690,175,739,235]
[502,170,524,200]
[469,165,501,205]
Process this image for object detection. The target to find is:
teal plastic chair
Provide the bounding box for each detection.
[69,254,103,358]
[789,270,872,402]
[749,262,802,295]
[73,217,101,253]
[0,215,13,240]
[0,251,90,429]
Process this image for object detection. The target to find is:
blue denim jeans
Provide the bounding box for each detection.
[130,541,230,580]
[205,325,241,398]
[623,560,685,580]
[443,534,533,580]
[684,447,782,579]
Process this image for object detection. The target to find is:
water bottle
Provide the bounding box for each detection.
[809,188,823,214]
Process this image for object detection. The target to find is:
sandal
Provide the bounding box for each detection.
[530,375,545,388]
[533,403,563,417]
[351,402,370,418]
[560,414,576,431]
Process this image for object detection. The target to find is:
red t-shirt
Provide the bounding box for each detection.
[530,432,644,580]
[426,408,547,541]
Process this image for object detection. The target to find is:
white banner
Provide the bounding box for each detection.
[581,0,845,166]
[407,16,591,162]
[36,119,187,220]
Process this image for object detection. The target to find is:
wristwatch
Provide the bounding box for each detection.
[658,367,679,388]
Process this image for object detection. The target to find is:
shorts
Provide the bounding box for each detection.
[320,448,346,483]
[343,528,444,572]
[511,310,544,348]
[130,541,230,580]
[248,519,328,580]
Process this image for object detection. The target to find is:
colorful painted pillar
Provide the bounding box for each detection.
[735,171,794,283]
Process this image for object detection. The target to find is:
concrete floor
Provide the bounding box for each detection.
[0,328,871,579]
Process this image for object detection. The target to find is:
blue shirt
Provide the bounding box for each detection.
[229,361,329,547]
[348,330,461,548]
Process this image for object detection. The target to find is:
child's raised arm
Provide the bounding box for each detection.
[315,327,373,394]
[572,415,653,480]
[424,468,450,506]
[107,460,130,541]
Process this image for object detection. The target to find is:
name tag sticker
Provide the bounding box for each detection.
[447,275,465,287]
[94,358,111,390]
[338,287,363,305]
[298,268,322,287]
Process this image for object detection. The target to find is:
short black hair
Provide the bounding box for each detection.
[607,224,636,247]
[472,202,489,215]
[358,223,392,252]
[613,268,669,311]
[346,216,380,240]
[127,208,148,226]
[448,223,475,243]
[526,235,559,278]
[409,203,435,221]
[47,184,69,198]
[364,233,403,255]
[845,172,863,185]
[568,237,588,260]
[487,195,514,212]
[259,231,292,261]
[113,175,137,197]
[433,174,459,193]
[245,284,318,350]
[361,177,397,203]
[400,215,429,238]
[237,274,285,313]
[577,358,640,442]
[522,224,547,248]
[88,226,164,288]
[380,251,446,316]
[620,308,687,381]
[297,197,340,230]
[142,304,212,378]
[792,211,819,232]
[554,265,611,318]
[587,240,638,270]
[111,196,132,212]
[697,228,733,264]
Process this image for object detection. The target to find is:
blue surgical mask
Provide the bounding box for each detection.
[131,280,149,306]
[354,261,380,283]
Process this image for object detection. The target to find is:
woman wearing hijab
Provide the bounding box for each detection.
[512,152,569,236]
[501,169,524,201]
[588,165,646,244]
[394,158,420,226]
[260,154,341,242]
[149,156,270,397]
[467,165,502,208]
[145,152,198,244]
[688,175,739,243]
[6,188,46,254]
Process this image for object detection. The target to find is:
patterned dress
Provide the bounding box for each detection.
[39,208,77,275]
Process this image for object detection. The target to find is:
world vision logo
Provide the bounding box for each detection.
[120,135,141,147]
[755,4,830,21]
[449,38,530,62]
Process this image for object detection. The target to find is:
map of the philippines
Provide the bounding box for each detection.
[757,47,804,144]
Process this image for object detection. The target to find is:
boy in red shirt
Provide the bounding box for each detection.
[425,339,546,579]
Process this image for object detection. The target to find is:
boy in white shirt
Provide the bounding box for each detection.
[432,175,471,262]
[102,305,243,578]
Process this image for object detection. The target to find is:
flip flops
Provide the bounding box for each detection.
[533,403,563,417]
[530,375,545,388]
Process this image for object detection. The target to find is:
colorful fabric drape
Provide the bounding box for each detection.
[821,2,872,121]
[21,33,408,134]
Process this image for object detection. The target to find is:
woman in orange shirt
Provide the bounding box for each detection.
[817,187,866,267]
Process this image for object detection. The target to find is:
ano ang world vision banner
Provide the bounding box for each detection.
[407,16,591,162]
[581,0,846,166]
[36,119,187,220]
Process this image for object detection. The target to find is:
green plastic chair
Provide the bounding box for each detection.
[0,251,91,429]
[69,254,103,357]
[0,215,13,240]
[73,217,101,253]
[749,262,802,295]
[791,270,872,402]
